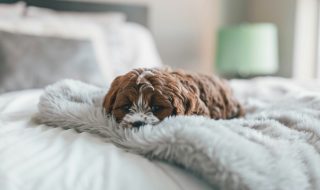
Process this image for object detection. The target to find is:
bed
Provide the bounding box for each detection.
[1,1,320,190]
[2,77,320,190]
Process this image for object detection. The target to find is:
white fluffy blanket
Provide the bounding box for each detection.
[34,79,320,190]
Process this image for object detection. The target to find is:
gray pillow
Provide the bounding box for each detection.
[0,31,106,93]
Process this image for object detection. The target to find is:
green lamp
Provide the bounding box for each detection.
[215,23,278,77]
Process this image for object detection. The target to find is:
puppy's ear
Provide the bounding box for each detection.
[103,76,123,113]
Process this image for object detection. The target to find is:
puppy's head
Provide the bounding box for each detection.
[103,68,198,128]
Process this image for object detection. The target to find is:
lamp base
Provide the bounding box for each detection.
[220,73,278,79]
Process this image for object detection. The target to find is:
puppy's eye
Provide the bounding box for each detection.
[122,105,131,113]
[151,105,162,113]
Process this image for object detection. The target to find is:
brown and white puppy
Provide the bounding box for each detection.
[103,68,243,128]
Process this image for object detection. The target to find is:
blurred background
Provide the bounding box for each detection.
[0,0,319,93]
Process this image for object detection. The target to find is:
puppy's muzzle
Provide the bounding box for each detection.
[132,121,146,128]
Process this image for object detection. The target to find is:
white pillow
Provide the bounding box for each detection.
[0,2,26,18]
[26,6,126,26]
[0,18,111,93]
[25,6,163,75]
[25,7,131,79]
[0,6,162,93]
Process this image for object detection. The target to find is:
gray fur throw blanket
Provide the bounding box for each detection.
[34,79,320,190]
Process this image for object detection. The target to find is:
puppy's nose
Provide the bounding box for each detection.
[132,121,146,128]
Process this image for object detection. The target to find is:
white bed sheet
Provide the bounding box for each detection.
[0,90,211,190]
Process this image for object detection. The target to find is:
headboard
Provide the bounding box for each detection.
[0,0,149,27]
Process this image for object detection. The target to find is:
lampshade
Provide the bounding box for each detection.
[215,23,278,76]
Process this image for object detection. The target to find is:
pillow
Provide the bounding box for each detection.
[111,23,163,75]
[26,6,126,26]
[25,6,163,75]
[0,18,109,93]
[0,2,26,18]
[0,7,162,93]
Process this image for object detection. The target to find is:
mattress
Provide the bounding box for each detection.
[0,90,211,190]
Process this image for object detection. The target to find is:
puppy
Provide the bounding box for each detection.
[103,68,243,128]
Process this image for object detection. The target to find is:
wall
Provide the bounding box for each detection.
[218,0,247,26]
[148,0,217,74]
[70,0,298,77]
[152,0,297,77]
[69,0,218,74]
[246,0,297,77]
